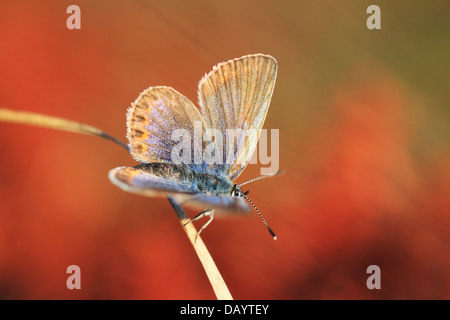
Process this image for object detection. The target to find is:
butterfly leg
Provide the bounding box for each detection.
[195,210,215,242]
[183,209,210,227]
[190,210,213,223]
[183,209,215,243]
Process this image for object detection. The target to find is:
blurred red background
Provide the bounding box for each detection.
[0,1,449,299]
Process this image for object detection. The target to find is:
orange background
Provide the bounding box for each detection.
[0,1,449,299]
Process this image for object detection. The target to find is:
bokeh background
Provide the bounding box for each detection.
[0,0,449,299]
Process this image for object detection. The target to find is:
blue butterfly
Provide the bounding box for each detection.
[109,54,280,238]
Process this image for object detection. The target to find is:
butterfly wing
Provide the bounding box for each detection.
[109,164,199,197]
[182,195,252,214]
[127,86,204,165]
[198,54,277,181]
[110,86,209,200]
[109,163,251,213]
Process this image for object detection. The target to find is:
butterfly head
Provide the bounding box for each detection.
[230,183,242,197]
[229,183,277,240]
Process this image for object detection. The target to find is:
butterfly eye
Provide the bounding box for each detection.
[230,184,240,197]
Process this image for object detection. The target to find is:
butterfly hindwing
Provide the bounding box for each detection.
[109,163,251,213]
[181,195,252,214]
[109,164,199,197]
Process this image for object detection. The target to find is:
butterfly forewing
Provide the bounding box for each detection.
[127,86,204,165]
[198,54,277,181]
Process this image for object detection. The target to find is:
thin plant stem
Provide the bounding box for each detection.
[0,107,232,300]
[0,108,128,150]
[168,196,233,300]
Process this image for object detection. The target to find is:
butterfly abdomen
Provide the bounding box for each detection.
[193,172,233,196]
[132,163,232,196]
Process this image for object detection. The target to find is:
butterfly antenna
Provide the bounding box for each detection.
[241,193,277,240]
[239,170,284,187]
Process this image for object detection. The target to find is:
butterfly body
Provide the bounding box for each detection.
[110,162,249,214]
[136,162,234,196]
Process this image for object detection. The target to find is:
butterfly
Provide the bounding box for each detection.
[109,54,280,238]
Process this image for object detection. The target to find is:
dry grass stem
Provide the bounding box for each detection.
[0,108,128,150]
[168,196,233,300]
